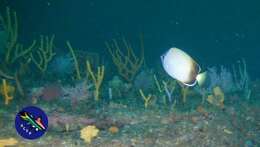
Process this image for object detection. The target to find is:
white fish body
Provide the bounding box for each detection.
[161,47,206,86]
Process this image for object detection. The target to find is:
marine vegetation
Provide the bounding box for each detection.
[0,5,259,147]
[0,79,15,105]
[139,89,152,108]
[106,35,144,83]
[86,60,105,101]
[80,125,99,144]
[30,35,56,74]
[66,41,82,80]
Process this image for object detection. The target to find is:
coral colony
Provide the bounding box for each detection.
[0,7,258,147]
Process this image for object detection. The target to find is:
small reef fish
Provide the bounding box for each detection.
[20,111,46,131]
[161,47,206,86]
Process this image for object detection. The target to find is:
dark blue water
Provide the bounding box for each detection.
[1,0,260,78]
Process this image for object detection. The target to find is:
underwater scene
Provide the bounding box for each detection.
[0,0,259,146]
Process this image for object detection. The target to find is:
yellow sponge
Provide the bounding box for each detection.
[80,125,99,144]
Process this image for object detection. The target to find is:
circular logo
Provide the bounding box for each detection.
[15,106,48,140]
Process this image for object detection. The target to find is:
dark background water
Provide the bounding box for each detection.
[1,0,260,79]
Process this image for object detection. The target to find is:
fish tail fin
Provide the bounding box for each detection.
[196,71,207,86]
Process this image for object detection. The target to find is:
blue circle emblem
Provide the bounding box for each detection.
[15,106,48,140]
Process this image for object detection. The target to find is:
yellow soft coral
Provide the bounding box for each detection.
[66,41,81,80]
[30,35,56,73]
[86,60,104,101]
[139,89,152,108]
[105,35,144,83]
[0,138,18,147]
[207,86,224,108]
[80,125,99,144]
[0,79,15,105]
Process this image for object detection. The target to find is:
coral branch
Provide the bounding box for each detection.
[30,35,56,73]
[11,40,36,64]
[86,60,105,101]
[153,74,162,93]
[15,71,24,96]
[232,59,251,99]
[0,79,15,105]
[0,7,18,64]
[66,41,81,80]
[0,7,35,65]
[106,35,144,83]
[139,89,152,108]
[0,69,14,80]
[162,81,175,104]
[153,74,177,106]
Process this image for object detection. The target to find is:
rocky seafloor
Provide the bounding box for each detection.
[0,91,259,147]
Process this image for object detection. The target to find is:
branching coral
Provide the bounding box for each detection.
[105,35,144,83]
[232,59,251,99]
[153,74,163,93]
[162,80,176,104]
[0,70,25,97]
[66,41,81,80]
[153,74,177,106]
[0,79,15,105]
[11,41,36,64]
[0,69,13,80]
[196,59,251,102]
[0,7,35,65]
[30,35,56,73]
[139,89,152,108]
[0,7,34,97]
[86,60,104,101]
[0,7,18,64]
[14,71,24,96]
